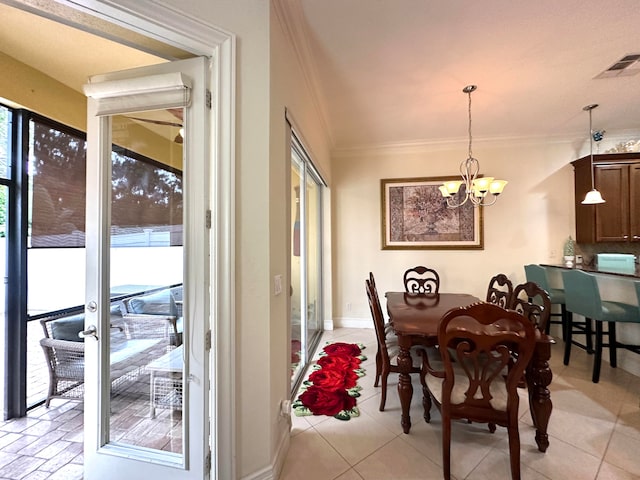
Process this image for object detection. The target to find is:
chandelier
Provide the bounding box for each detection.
[439,85,507,208]
[581,104,605,204]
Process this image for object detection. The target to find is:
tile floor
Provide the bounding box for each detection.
[0,399,84,480]
[280,327,640,480]
[1,327,639,479]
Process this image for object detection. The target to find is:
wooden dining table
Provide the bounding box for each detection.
[385,291,554,453]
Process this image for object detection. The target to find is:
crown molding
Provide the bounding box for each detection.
[331,129,640,159]
[272,0,334,148]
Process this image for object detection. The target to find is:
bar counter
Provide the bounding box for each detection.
[540,263,640,280]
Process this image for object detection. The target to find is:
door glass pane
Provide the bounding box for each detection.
[290,141,323,394]
[108,109,184,456]
[305,176,320,346]
[290,162,303,390]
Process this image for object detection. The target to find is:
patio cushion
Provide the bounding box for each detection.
[50,315,85,342]
[128,290,178,316]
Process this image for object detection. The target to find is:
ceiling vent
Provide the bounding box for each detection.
[595,54,640,79]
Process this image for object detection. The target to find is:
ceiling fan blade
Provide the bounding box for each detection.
[167,108,183,122]
[127,116,183,127]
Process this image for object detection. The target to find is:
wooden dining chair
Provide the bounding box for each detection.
[509,281,551,393]
[403,266,440,294]
[368,272,393,384]
[510,281,551,334]
[524,264,569,338]
[486,273,514,308]
[365,277,421,411]
[419,302,536,480]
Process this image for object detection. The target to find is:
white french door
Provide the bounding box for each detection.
[83,56,210,479]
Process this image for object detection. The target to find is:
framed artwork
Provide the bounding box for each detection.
[380,176,483,250]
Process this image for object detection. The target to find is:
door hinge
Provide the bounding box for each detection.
[206,89,212,110]
[205,209,212,229]
[205,330,212,350]
[205,447,212,472]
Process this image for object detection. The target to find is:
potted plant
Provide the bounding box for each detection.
[563,236,575,267]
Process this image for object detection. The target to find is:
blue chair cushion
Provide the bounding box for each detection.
[50,315,85,342]
[128,290,177,316]
[548,288,565,304]
[601,301,640,323]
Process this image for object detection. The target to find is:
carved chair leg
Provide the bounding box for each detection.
[422,386,431,423]
[442,415,452,480]
[379,370,388,411]
[507,425,522,480]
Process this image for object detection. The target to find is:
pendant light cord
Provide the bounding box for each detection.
[589,108,595,189]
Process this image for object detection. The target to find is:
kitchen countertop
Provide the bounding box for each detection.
[541,263,640,280]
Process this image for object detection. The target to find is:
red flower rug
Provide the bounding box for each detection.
[293,341,366,421]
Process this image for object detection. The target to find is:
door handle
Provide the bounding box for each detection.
[79,325,99,341]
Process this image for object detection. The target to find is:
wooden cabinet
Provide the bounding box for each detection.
[572,153,640,243]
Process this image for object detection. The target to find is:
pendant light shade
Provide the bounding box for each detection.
[582,189,605,204]
[581,104,605,205]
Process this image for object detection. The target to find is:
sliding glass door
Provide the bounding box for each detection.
[290,134,324,393]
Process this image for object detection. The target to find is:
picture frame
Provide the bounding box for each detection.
[381,176,483,250]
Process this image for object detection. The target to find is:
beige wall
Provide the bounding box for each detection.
[0,51,87,131]
[331,138,578,322]
[270,1,332,474]
[188,1,332,476]
[331,134,640,376]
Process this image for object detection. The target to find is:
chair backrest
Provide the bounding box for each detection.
[524,264,551,292]
[561,269,602,318]
[510,281,551,333]
[486,273,514,308]
[369,271,379,298]
[40,314,85,342]
[438,302,536,417]
[403,266,440,294]
[365,278,390,360]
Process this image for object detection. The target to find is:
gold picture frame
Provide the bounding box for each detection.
[381,176,483,250]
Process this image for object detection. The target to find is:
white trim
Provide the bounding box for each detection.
[51,1,236,479]
[332,318,372,329]
[331,128,640,159]
[272,0,333,149]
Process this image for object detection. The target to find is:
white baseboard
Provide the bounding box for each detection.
[333,317,372,329]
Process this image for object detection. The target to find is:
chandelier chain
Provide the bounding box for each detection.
[467,88,473,159]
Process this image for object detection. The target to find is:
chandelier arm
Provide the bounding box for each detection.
[476,194,499,207]
[445,191,471,208]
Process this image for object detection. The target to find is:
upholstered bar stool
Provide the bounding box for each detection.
[524,264,570,340]
[562,269,638,383]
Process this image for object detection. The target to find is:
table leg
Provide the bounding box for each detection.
[526,341,552,452]
[397,344,414,434]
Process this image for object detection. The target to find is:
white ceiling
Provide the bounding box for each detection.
[3,1,640,153]
[285,0,640,151]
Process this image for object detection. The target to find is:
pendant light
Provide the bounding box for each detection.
[581,104,605,205]
[439,85,507,208]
